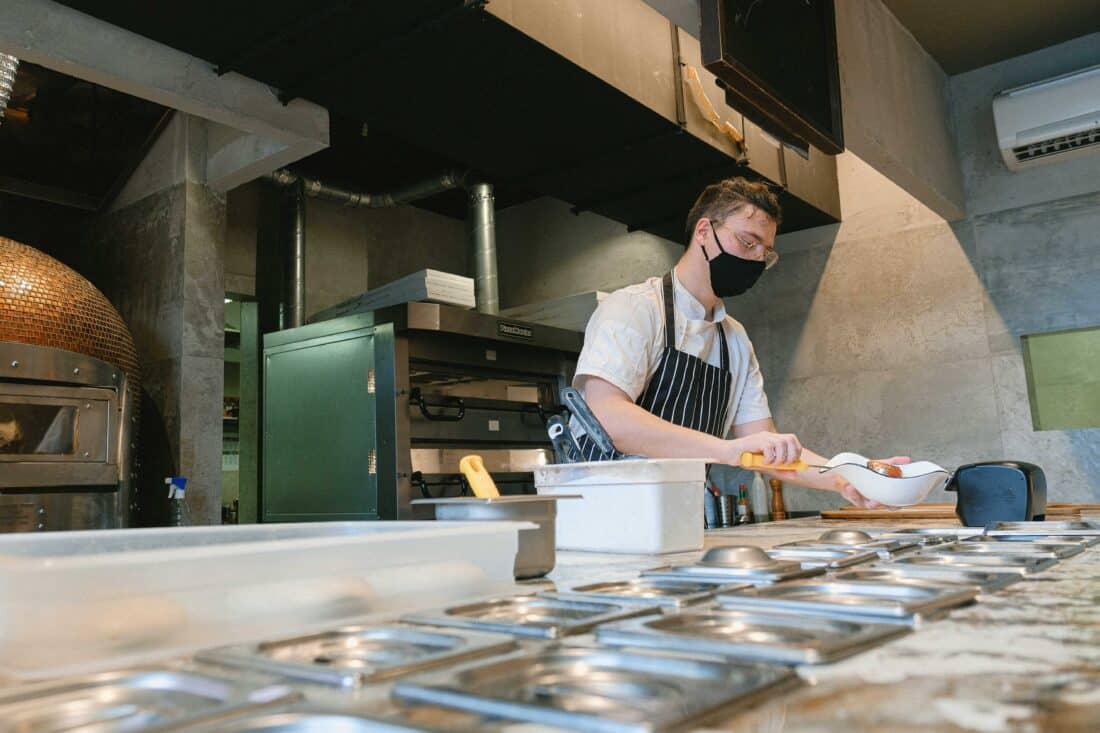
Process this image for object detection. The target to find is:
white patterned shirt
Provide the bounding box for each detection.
[573,270,771,436]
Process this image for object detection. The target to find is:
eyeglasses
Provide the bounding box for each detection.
[713,221,779,269]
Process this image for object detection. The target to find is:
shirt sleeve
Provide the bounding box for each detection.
[572,288,660,401]
[731,332,772,426]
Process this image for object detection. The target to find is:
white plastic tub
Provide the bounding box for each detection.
[534,459,706,554]
[0,521,524,680]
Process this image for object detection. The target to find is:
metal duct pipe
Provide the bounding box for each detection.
[268,169,466,208]
[287,181,306,328]
[468,182,499,315]
[268,169,469,329]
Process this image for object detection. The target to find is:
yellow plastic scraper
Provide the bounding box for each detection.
[740,452,813,473]
[459,454,500,498]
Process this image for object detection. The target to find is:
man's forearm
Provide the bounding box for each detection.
[594,397,727,459]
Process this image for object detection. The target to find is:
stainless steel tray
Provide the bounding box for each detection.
[892,552,1057,575]
[171,703,512,733]
[542,577,745,610]
[874,532,959,546]
[0,668,298,733]
[777,529,921,557]
[402,595,652,640]
[774,539,917,558]
[643,545,825,585]
[982,533,1100,547]
[958,537,1085,558]
[928,543,1068,560]
[765,547,879,569]
[198,624,516,688]
[172,710,430,733]
[716,579,977,622]
[882,527,983,538]
[392,646,796,733]
[834,565,1020,591]
[986,520,1100,537]
[595,608,908,665]
[642,563,824,585]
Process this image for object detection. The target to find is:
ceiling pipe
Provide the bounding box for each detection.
[268,168,469,329]
[467,182,499,315]
[268,169,468,208]
[287,180,306,329]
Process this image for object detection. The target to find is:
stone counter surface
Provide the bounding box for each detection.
[539,518,1100,733]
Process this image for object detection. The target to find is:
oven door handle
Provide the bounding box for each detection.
[409,387,466,422]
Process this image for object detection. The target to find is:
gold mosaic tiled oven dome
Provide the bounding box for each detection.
[0,236,140,390]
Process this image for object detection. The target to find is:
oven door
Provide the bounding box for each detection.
[0,383,119,489]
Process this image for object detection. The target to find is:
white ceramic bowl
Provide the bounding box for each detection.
[820,452,950,507]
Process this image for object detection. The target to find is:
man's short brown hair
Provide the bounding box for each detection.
[684,177,782,242]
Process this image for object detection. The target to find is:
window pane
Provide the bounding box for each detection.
[1022,326,1100,431]
[0,404,77,455]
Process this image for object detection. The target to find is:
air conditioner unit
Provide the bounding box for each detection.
[993,64,1100,172]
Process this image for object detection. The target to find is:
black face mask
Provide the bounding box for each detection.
[703,221,766,297]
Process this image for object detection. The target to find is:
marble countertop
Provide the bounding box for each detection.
[537,517,1100,733]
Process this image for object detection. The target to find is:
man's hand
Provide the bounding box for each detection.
[728,431,803,466]
[830,456,911,508]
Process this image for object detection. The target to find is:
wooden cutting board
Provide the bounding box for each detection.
[821,502,1100,520]
[821,504,956,520]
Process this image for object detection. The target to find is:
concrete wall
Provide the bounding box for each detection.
[834,0,966,222]
[225,182,467,321]
[84,179,226,525]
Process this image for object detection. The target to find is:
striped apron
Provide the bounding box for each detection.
[576,270,733,461]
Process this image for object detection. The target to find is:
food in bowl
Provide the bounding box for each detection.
[867,460,903,478]
[821,453,950,507]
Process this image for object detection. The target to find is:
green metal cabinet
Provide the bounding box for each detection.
[262,316,396,521]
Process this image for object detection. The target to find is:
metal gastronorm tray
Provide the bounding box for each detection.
[983,533,1100,547]
[402,595,651,640]
[833,565,1020,592]
[775,538,918,558]
[765,547,879,569]
[595,607,908,665]
[198,624,516,688]
[0,668,298,733]
[986,520,1100,537]
[541,577,746,610]
[715,579,977,622]
[957,538,1084,558]
[891,552,1057,575]
[391,646,796,733]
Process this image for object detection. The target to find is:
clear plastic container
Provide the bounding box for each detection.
[0,521,524,680]
[534,459,706,554]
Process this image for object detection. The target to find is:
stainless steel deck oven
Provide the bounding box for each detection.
[262,302,582,520]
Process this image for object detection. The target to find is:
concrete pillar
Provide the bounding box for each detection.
[83,113,227,525]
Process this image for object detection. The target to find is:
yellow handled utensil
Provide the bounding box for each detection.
[739,451,813,472]
[459,454,500,498]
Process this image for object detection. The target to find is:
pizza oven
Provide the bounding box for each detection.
[0,236,138,531]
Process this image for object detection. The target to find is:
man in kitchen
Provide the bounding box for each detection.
[572,177,904,508]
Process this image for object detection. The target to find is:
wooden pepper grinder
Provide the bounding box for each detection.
[769,478,787,521]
